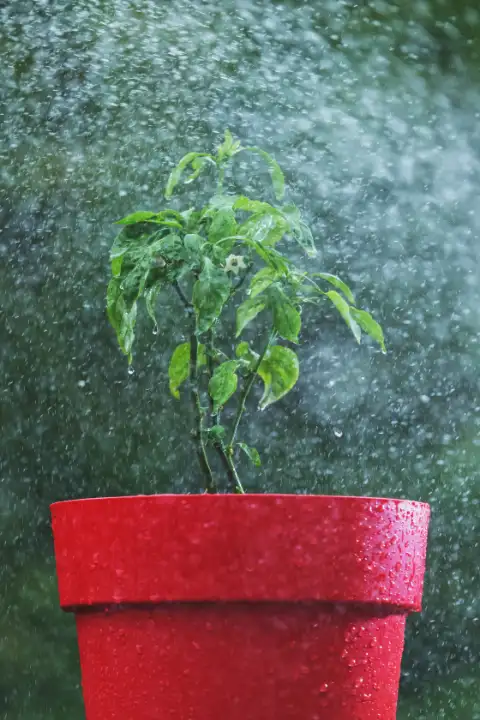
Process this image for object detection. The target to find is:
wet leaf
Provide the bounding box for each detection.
[236,341,259,365]
[258,345,299,410]
[250,241,290,274]
[217,129,242,162]
[192,257,231,333]
[269,288,301,343]
[326,290,361,343]
[111,252,126,278]
[168,343,190,399]
[233,196,277,214]
[205,195,238,213]
[208,360,239,411]
[106,278,137,363]
[313,273,355,304]
[165,152,215,198]
[115,211,158,225]
[249,267,278,298]
[236,296,267,336]
[145,283,162,329]
[350,308,386,353]
[208,209,237,245]
[239,212,287,246]
[185,156,209,184]
[207,425,227,443]
[168,342,205,400]
[296,222,317,257]
[237,443,261,467]
[280,204,316,256]
[245,147,285,200]
[184,233,204,253]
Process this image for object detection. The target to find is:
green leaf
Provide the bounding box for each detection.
[239,212,287,247]
[111,252,126,278]
[204,195,239,214]
[254,243,290,274]
[184,233,204,253]
[165,152,215,199]
[151,233,185,260]
[269,288,301,343]
[236,296,267,337]
[168,343,190,399]
[313,273,355,304]
[236,341,259,362]
[296,222,317,257]
[145,283,162,329]
[120,261,151,305]
[106,278,137,363]
[280,204,316,257]
[281,203,301,226]
[289,221,316,257]
[235,341,259,373]
[249,267,278,298]
[233,196,277,214]
[258,345,299,410]
[326,290,361,343]
[185,156,209,184]
[109,232,132,258]
[350,308,386,353]
[217,129,242,162]
[207,425,227,443]
[208,360,239,411]
[208,209,237,245]
[152,219,183,229]
[168,342,206,399]
[244,147,285,200]
[115,211,158,225]
[237,443,261,467]
[192,257,231,333]
[115,210,185,226]
[236,341,250,358]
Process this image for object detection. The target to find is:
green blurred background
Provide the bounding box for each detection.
[0,1,479,717]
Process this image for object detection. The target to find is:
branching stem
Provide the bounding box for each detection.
[173,280,193,310]
[189,312,216,492]
[228,330,276,450]
[205,329,244,493]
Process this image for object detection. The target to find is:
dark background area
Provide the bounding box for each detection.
[0,1,479,717]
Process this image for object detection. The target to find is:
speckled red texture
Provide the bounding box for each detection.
[51,494,430,719]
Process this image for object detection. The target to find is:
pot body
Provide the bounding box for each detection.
[51,494,430,720]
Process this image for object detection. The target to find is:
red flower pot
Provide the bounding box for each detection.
[51,494,429,720]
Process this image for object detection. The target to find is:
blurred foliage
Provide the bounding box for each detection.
[0,0,479,717]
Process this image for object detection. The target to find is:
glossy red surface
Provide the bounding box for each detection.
[51,494,430,719]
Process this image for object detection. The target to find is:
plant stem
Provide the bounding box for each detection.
[228,330,276,450]
[174,281,214,491]
[230,271,249,298]
[205,329,220,425]
[215,443,245,494]
[173,280,193,310]
[190,329,217,493]
[205,329,244,493]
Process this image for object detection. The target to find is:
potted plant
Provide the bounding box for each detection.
[51,131,430,720]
